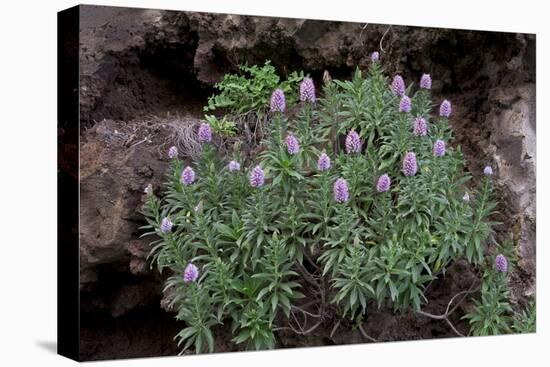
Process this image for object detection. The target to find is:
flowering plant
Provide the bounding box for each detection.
[204,60,304,115]
[141,60,526,354]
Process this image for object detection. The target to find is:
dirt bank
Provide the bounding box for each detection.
[76,5,535,360]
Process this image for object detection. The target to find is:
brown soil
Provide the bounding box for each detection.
[74,5,535,360]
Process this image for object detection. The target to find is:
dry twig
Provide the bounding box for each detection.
[416,274,481,337]
[358,324,378,342]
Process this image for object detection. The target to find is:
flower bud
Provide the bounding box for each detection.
[402,152,418,176]
[399,96,411,113]
[440,100,452,117]
[392,75,406,96]
[333,178,350,203]
[299,78,316,103]
[181,166,195,185]
[228,160,241,171]
[168,146,178,159]
[413,117,428,136]
[420,73,432,89]
[270,89,286,113]
[249,165,265,188]
[376,174,391,193]
[160,217,173,233]
[198,123,212,143]
[433,139,446,157]
[317,153,331,172]
[495,254,508,273]
[345,130,362,154]
[183,263,199,283]
[285,134,300,155]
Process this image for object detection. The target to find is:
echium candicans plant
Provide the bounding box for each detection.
[295,76,327,168]
[141,57,508,354]
[463,239,536,336]
[463,253,513,336]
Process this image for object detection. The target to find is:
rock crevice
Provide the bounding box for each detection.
[77,5,535,359]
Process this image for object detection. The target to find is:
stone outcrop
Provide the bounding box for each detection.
[76,5,535,359]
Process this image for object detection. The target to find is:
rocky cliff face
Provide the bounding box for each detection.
[77,5,535,360]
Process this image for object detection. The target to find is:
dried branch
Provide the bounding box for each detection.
[416,275,481,337]
[379,25,393,53]
[358,324,378,342]
[330,320,341,339]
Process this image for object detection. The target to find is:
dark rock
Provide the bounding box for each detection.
[77,4,535,359]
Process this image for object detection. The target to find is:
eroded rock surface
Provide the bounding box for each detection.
[77,4,536,359]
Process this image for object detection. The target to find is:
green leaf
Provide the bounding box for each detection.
[271,293,279,313]
[204,328,215,352]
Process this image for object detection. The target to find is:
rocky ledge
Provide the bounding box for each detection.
[75,5,535,360]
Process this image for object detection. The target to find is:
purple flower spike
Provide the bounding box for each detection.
[345,130,362,154]
[376,174,391,193]
[371,51,379,63]
[440,100,452,117]
[433,139,446,157]
[299,77,316,103]
[249,165,265,188]
[183,263,199,283]
[198,123,212,143]
[270,88,286,113]
[420,74,432,89]
[463,192,470,202]
[285,134,300,155]
[392,75,406,96]
[484,166,493,176]
[317,152,331,172]
[181,166,195,185]
[228,160,241,171]
[168,146,178,159]
[160,217,173,233]
[144,183,153,195]
[413,117,428,136]
[399,96,411,113]
[333,178,350,203]
[495,254,508,273]
[402,152,418,177]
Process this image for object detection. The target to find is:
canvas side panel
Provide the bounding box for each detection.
[57,4,80,362]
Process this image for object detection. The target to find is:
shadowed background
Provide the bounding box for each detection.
[73,4,535,360]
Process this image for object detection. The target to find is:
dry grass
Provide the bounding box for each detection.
[125,114,205,160]
[234,111,270,155]
[120,110,271,163]
[164,116,204,159]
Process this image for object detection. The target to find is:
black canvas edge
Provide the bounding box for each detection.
[53,4,537,362]
[57,4,80,362]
